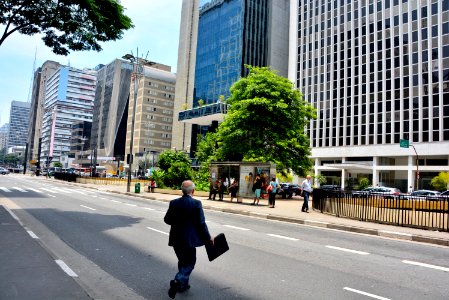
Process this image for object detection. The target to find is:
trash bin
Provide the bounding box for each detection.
[135,182,140,193]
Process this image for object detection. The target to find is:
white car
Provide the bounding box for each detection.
[0,167,10,175]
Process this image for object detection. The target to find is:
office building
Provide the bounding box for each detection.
[27,61,61,163]
[289,0,449,190]
[172,0,291,153]
[40,66,96,167]
[124,62,176,170]
[91,59,132,166]
[7,101,30,150]
[0,123,9,150]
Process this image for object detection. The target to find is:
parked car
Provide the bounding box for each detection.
[405,190,441,200]
[278,183,302,198]
[352,187,376,198]
[369,187,402,199]
[428,190,449,201]
[0,167,10,175]
[320,185,345,197]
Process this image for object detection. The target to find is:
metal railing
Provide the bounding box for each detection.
[312,189,449,232]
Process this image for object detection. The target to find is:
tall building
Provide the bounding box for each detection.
[70,120,92,168]
[289,0,449,190]
[91,59,132,162]
[27,61,61,163]
[124,62,176,170]
[172,0,291,153]
[0,123,9,150]
[40,66,96,167]
[7,101,30,150]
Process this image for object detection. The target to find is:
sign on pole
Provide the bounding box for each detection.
[399,139,409,148]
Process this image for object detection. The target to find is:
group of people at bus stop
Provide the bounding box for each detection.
[207,173,314,212]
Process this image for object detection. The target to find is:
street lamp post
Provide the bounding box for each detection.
[123,51,146,192]
[410,144,419,190]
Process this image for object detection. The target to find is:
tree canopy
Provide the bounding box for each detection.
[0,0,133,55]
[209,66,316,176]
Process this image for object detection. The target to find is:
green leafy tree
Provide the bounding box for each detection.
[358,177,371,190]
[195,132,218,163]
[53,161,63,168]
[4,153,19,166]
[193,163,212,192]
[430,172,449,191]
[0,0,133,55]
[214,65,316,176]
[157,150,193,188]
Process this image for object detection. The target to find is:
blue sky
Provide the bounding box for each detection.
[0,0,182,127]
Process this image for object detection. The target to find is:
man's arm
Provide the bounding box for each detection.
[164,202,175,225]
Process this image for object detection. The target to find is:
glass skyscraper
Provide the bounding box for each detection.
[290,0,449,190]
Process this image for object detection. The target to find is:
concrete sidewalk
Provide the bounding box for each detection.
[0,205,90,300]
[68,179,449,247]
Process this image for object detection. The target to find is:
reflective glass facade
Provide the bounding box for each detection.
[194,0,268,105]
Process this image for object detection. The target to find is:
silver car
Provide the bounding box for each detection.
[0,167,10,175]
[369,187,402,199]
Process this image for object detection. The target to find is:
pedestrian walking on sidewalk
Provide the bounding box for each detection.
[164,180,214,299]
[267,177,280,208]
[301,175,313,212]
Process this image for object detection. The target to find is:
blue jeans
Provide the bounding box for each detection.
[173,246,196,288]
[302,191,310,211]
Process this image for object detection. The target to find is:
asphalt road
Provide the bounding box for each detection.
[1,174,449,299]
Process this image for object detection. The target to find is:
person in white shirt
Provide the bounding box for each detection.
[301,175,313,213]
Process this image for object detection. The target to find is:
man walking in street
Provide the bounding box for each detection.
[301,175,313,213]
[164,180,214,298]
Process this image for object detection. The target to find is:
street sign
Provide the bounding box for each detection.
[400,139,409,148]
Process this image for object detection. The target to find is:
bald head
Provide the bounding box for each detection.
[181,180,195,195]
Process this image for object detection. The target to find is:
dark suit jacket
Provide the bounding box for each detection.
[164,194,211,248]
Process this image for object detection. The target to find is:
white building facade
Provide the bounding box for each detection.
[40,66,96,167]
[289,0,449,191]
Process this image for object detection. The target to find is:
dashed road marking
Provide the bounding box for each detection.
[55,260,78,277]
[27,230,39,239]
[111,200,121,203]
[26,187,45,193]
[343,287,390,300]
[224,225,250,231]
[12,187,27,192]
[143,207,155,211]
[402,260,449,272]
[267,234,299,241]
[0,187,12,192]
[125,203,137,207]
[80,205,96,211]
[146,226,169,235]
[326,245,370,255]
[40,188,59,193]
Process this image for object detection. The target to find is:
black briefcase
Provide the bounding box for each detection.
[205,233,229,261]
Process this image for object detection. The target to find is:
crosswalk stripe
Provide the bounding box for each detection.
[68,189,87,195]
[26,187,45,193]
[13,187,28,192]
[56,188,73,194]
[40,188,59,193]
[0,187,12,192]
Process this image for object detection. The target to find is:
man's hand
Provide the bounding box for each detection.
[210,237,215,246]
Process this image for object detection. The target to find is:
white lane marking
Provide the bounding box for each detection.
[326,245,370,255]
[267,234,299,241]
[224,225,250,231]
[402,260,449,272]
[146,227,169,235]
[343,287,390,300]
[69,189,87,195]
[27,230,39,239]
[0,187,12,192]
[125,203,137,207]
[40,188,59,193]
[47,194,56,198]
[26,187,45,193]
[80,205,96,211]
[55,260,78,277]
[143,207,155,211]
[78,189,96,194]
[91,195,98,198]
[12,187,28,192]
[100,197,107,200]
[111,200,121,203]
[56,188,73,194]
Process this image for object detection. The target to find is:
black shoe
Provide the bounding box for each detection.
[168,280,179,299]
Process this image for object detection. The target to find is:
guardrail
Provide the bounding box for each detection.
[76,177,151,186]
[312,189,449,232]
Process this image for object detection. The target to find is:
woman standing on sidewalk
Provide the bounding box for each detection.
[268,177,280,208]
[252,174,263,205]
